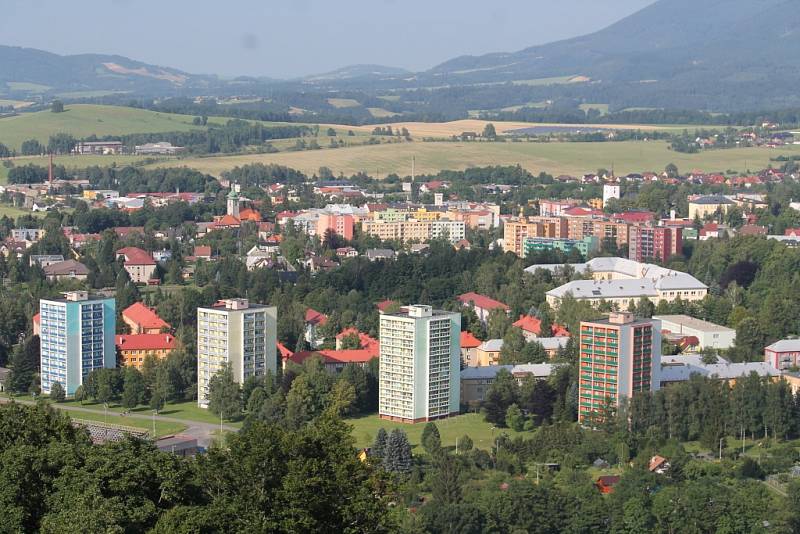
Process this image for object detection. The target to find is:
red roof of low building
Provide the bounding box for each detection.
[33,312,40,325]
[116,247,156,266]
[113,226,145,237]
[785,228,800,236]
[122,302,171,331]
[512,315,570,337]
[458,292,509,312]
[239,208,262,222]
[596,476,621,493]
[276,341,293,359]
[115,333,176,351]
[563,206,603,217]
[289,349,377,366]
[336,327,379,355]
[460,331,482,349]
[612,211,655,223]
[376,300,397,312]
[194,245,212,258]
[213,214,241,228]
[649,455,668,472]
[305,308,328,326]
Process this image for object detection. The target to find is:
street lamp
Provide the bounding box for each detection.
[103,403,108,442]
[152,410,157,438]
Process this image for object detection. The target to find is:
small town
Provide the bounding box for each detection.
[2,1,800,532]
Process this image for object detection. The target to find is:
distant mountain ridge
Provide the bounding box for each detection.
[0,45,214,96]
[423,0,800,85]
[4,0,800,113]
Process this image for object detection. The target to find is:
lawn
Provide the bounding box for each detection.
[154,139,800,179]
[3,393,240,428]
[56,398,242,427]
[0,204,45,218]
[0,104,206,150]
[346,412,523,451]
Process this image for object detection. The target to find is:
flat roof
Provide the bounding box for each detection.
[583,317,656,328]
[654,315,734,334]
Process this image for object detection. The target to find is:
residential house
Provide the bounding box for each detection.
[116,247,157,283]
[366,249,396,262]
[305,308,329,349]
[116,334,177,370]
[655,315,736,351]
[29,255,64,268]
[475,339,503,366]
[460,363,561,404]
[122,302,171,334]
[460,331,482,367]
[11,228,45,242]
[660,354,780,387]
[43,260,89,281]
[458,292,510,325]
[512,314,570,342]
[765,339,800,371]
[335,327,379,353]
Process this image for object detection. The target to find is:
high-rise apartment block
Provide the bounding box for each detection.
[629,225,682,263]
[578,312,661,424]
[197,299,277,408]
[379,305,461,423]
[39,291,116,395]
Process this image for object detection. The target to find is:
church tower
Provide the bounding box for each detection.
[227,189,240,218]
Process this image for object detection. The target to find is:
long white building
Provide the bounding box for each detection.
[379,305,461,423]
[196,299,277,408]
[528,257,707,310]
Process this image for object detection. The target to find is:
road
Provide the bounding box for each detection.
[0,397,238,448]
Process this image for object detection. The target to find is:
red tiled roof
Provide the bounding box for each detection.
[194,246,212,258]
[564,206,602,217]
[115,333,176,351]
[460,331,482,349]
[214,214,241,227]
[513,315,570,337]
[612,211,654,223]
[276,341,293,359]
[116,247,156,266]
[239,208,262,222]
[113,227,144,237]
[336,327,379,354]
[649,455,668,472]
[289,349,377,366]
[33,312,40,325]
[458,292,509,312]
[305,308,328,326]
[122,302,171,331]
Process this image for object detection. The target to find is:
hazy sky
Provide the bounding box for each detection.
[1,0,655,78]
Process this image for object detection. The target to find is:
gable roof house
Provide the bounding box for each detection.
[116,247,158,284]
[42,259,89,281]
[458,292,510,325]
[122,302,171,334]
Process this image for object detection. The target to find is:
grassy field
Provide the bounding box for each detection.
[154,139,798,178]
[0,204,46,219]
[1,394,186,437]
[347,412,523,451]
[0,104,206,150]
[53,398,243,428]
[6,81,51,93]
[328,98,361,109]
